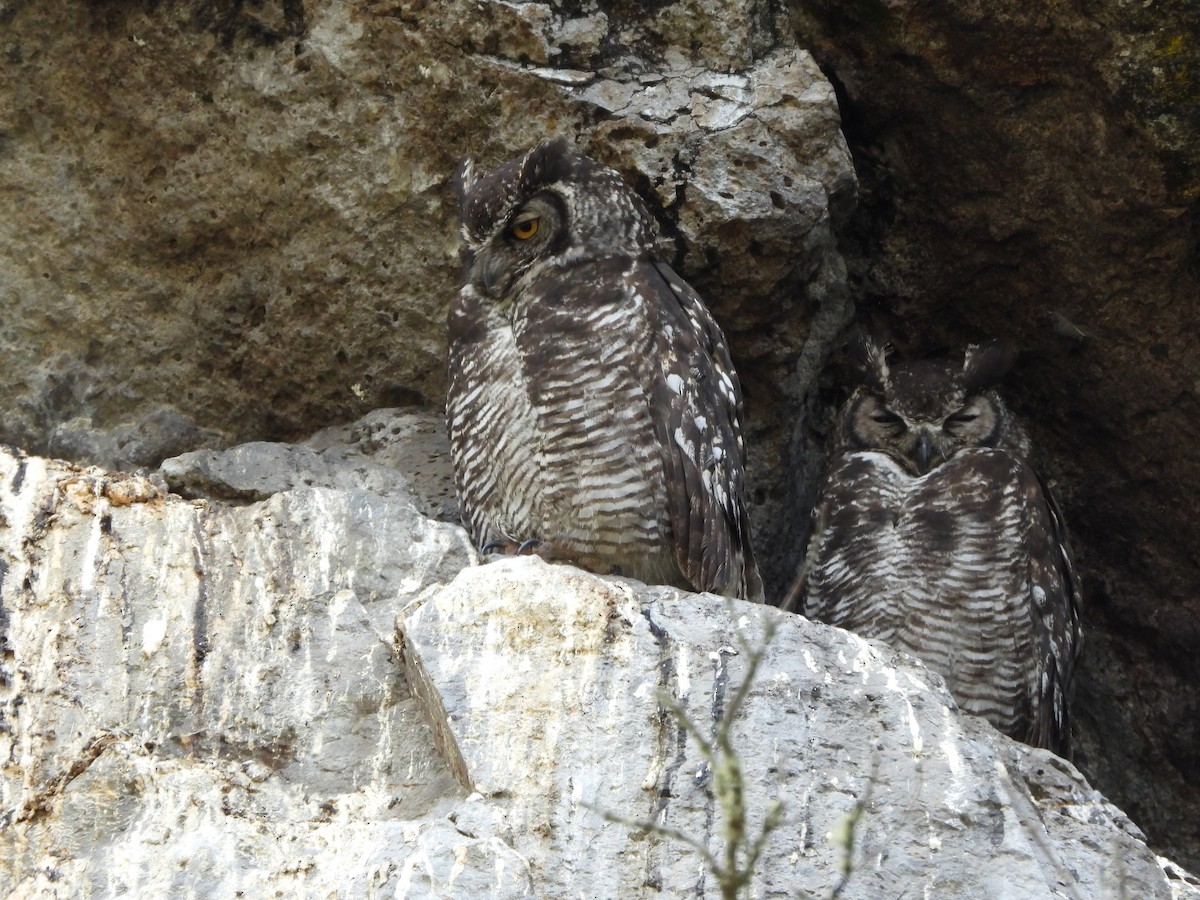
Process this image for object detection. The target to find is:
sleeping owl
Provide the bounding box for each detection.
[445,137,763,601]
[793,337,1082,756]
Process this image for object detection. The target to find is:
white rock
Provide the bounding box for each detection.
[1,440,1196,898]
[404,557,1194,899]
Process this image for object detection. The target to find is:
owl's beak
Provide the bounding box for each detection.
[914,432,935,474]
[479,251,508,298]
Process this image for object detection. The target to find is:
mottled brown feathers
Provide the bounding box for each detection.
[446,138,763,601]
[799,344,1082,756]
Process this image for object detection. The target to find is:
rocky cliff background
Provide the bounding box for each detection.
[1,0,1197,878]
[788,0,1200,871]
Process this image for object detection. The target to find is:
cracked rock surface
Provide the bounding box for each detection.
[2,419,1198,897]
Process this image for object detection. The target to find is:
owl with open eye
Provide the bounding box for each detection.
[791,337,1082,756]
[445,137,763,601]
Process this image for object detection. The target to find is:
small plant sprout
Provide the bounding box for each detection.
[591,604,785,900]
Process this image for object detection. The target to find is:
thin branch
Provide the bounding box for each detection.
[585,803,721,871]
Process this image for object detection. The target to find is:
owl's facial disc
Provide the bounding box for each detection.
[851,390,1001,475]
[941,394,999,446]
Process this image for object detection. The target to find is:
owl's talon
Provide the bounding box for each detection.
[479,538,542,557]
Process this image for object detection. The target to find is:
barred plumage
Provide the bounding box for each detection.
[446,137,763,601]
[793,339,1082,756]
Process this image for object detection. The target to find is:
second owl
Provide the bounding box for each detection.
[446,137,763,602]
[793,338,1083,756]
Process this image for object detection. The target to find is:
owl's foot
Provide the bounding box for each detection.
[479,538,541,556]
[479,538,622,577]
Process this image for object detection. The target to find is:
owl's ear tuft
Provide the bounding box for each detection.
[452,157,477,210]
[519,136,574,191]
[962,340,1017,392]
[850,328,891,394]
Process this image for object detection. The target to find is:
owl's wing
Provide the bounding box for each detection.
[444,286,491,545]
[641,260,763,601]
[445,285,533,549]
[1023,469,1084,757]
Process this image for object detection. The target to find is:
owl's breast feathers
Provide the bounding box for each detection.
[446,255,762,601]
[804,447,1081,754]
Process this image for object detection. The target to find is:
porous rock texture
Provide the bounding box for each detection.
[788,0,1200,871]
[0,0,854,599]
[2,426,1198,898]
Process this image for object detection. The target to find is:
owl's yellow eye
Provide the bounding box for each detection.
[510,218,540,240]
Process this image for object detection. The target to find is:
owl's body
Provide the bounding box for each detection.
[798,341,1082,755]
[446,138,762,601]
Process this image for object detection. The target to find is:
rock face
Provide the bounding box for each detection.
[787,0,1200,870]
[0,0,855,595]
[0,421,485,896]
[3,426,1199,898]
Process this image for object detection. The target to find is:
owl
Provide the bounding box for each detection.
[793,337,1082,756]
[445,137,763,602]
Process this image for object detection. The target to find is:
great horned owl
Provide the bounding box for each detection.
[445,137,763,601]
[793,338,1082,755]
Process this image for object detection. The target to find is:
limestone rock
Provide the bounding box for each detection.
[3,439,1197,897]
[405,559,1195,899]
[0,443,480,894]
[47,407,227,473]
[161,407,459,521]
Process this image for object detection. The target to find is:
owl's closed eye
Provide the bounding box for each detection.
[794,336,1082,757]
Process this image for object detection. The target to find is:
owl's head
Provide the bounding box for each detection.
[836,336,1029,474]
[452,137,656,302]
